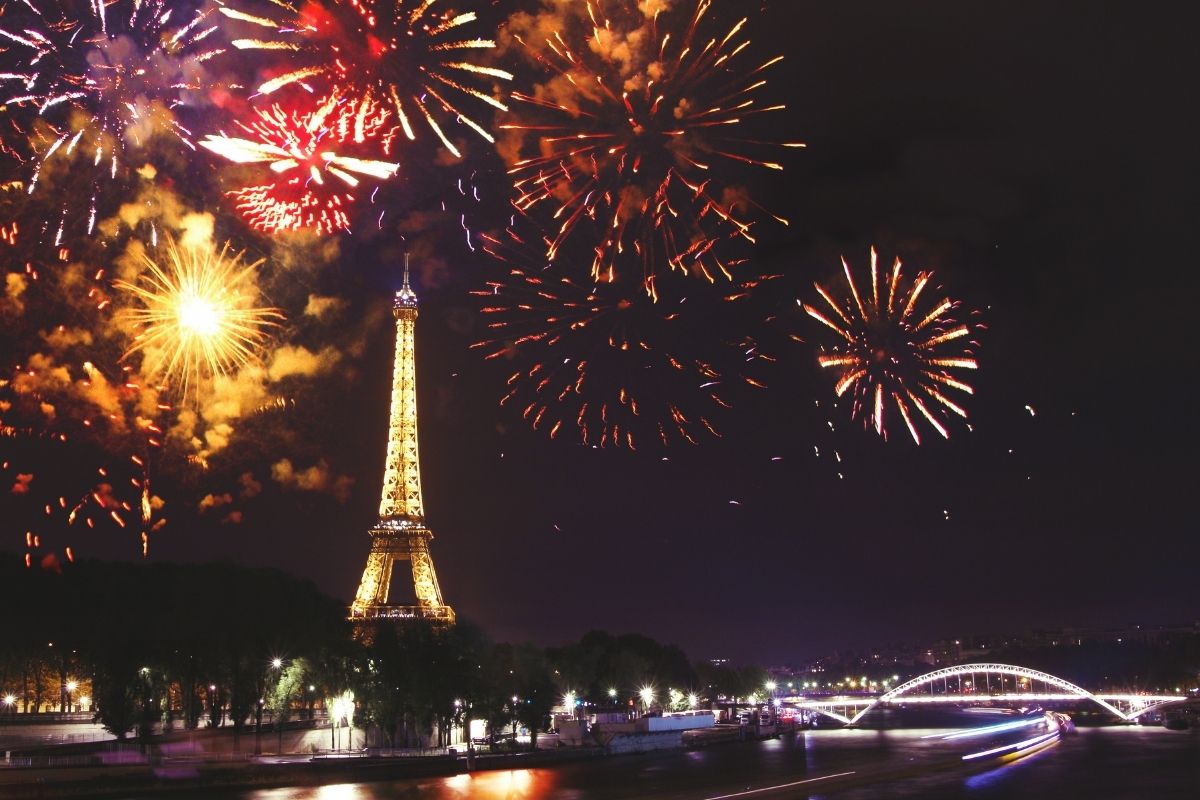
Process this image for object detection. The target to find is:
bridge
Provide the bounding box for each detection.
[782,663,1188,726]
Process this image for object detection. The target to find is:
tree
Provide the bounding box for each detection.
[267,658,310,754]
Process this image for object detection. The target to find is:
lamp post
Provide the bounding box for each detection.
[638,686,654,717]
[65,681,77,713]
[270,659,284,755]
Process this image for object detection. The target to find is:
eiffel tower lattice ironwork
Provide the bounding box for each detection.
[350,259,454,624]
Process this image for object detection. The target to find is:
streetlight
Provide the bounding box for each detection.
[208,685,219,728]
[2,694,15,718]
[66,681,77,713]
[638,686,654,715]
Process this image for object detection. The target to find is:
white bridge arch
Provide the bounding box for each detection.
[785,663,1187,726]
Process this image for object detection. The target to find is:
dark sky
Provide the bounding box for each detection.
[13,1,1198,665]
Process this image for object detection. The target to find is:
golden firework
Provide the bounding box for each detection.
[116,239,282,395]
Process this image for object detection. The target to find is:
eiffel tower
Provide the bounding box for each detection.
[350,258,454,624]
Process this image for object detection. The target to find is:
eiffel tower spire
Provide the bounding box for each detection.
[350,256,454,623]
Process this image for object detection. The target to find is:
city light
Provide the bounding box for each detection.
[639,687,655,708]
[271,658,283,669]
[2,694,15,707]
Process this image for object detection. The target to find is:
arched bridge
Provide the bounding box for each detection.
[784,663,1188,726]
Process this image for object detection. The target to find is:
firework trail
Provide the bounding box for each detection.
[216,0,510,158]
[0,0,225,232]
[200,92,400,233]
[471,218,774,449]
[114,237,282,396]
[499,0,801,284]
[1,350,171,562]
[802,247,981,444]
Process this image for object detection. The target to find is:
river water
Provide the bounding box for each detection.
[192,726,1199,800]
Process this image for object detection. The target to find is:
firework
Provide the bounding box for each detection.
[216,0,510,158]
[115,238,282,396]
[1,351,171,561]
[802,248,981,444]
[0,0,224,231]
[200,92,400,234]
[470,220,773,449]
[499,0,801,283]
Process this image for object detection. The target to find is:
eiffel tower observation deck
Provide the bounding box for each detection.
[349,258,454,624]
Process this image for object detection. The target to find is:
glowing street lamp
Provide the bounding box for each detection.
[328,690,355,752]
[638,686,655,713]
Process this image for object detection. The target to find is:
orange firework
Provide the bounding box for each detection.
[200,92,400,234]
[217,0,510,158]
[803,248,982,444]
[499,0,801,283]
[470,219,774,449]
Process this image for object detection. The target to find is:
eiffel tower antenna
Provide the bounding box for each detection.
[349,257,454,624]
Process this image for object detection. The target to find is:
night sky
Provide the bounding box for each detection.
[7,1,1198,665]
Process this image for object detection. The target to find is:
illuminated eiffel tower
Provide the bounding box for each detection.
[350,258,454,624]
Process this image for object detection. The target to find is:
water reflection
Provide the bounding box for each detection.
[442,770,538,799]
[231,727,1194,800]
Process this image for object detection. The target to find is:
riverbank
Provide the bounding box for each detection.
[0,744,614,799]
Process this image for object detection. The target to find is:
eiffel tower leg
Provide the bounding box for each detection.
[352,549,395,615]
[409,547,444,608]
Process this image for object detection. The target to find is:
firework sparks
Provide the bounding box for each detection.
[470,220,774,449]
[802,247,981,444]
[115,238,282,396]
[216,0,509,157]
[0,0,224,231]
[2,353,171,560]
[200,92,400,233]
[499,0,801,283]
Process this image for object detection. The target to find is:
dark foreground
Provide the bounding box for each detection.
[3,725,1197,799]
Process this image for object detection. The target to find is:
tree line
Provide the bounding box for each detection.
[0,556,769,749]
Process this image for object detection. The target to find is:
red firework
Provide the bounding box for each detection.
[470,217,775,449]
[499,0,801,283]
[200,93,400,234]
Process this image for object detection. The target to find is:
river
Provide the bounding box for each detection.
[160,725,1199,800]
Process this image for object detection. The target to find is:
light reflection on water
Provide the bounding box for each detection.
[229,727,1196,800]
